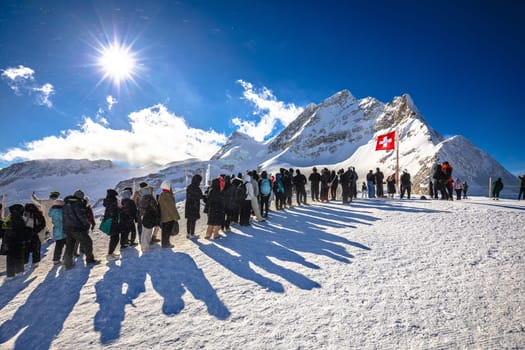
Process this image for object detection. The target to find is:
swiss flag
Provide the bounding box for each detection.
[375,131,396,151]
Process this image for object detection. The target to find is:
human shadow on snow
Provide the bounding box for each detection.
[348,199,450,214]
[196,203,372,293]
[0,263,91,350]
[467,201,525,211]
[0,275,37,312]
[94,248,230,344]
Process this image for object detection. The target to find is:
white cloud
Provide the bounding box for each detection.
[1,65,54,108]
[233,80,303,142]
[0,104,227,167]
[106,95,118,110]
[1,65,35,81]
[33,83,54,107]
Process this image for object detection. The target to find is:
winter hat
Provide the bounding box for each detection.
[49,191,60,199]
[161,180,171,191]
[73,189,85,199]
[121,188,132,199]
[139,182,148,188]
[106,189,118,198]
[9,204,24,216]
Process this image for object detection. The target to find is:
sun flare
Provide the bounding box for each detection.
[97,43,137,85]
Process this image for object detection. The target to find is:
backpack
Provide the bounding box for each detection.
[33,212,46,233]
[24,203,46,233]
[260,178,271,195]
[231,182,246,204]
[275,174,285,193]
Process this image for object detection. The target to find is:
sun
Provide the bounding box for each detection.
[97,42,137,86]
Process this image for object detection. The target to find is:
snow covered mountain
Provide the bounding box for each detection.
[218,90,517,195]
[0,90,518,208]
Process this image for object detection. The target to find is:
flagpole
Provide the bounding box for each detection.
[395,130,400,194]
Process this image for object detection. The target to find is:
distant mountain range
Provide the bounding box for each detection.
[0,90,518,207]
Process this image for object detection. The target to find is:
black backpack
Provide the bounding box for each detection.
[24,203,46,233]
[235,182,247,202]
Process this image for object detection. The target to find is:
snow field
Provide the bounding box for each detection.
[0,197,524,349]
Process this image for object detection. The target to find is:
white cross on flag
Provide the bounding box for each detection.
[375,131,396,151]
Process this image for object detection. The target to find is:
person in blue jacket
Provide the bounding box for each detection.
[48,199,66,265]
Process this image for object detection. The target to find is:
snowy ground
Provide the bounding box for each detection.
[0,196,524,349]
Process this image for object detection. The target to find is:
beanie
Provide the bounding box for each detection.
[73,189,85,199]
[161,180,171,191]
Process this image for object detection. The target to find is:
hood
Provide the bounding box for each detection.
[139,186,154,196]
[8,204,24,216]
[191,174,203,187]
[52,199,65,206]
[106,189,118,198]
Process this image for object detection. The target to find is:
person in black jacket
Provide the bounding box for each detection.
[349,167,359,199]
[103,189,124,260]
[3,204,28,278]
[120,188,138,246]
[375,168,385,198]
[185,174,204,238]
[400,170,412,199]
[22,203,46,267]
[432,164,448,200]
[491,178,504,200]
[138,186,159,252]
[329,170,338,201]
[320,168,331,202]
[63,190,100,269]
[340,168,351,204]
[283,169,294,207]
[205,177,225,238]
[230,173,244,223]
[293,169,307,205]
[308,167,321,202]
[222,175,239,230]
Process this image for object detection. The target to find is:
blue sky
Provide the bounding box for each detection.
[0,0,523,173]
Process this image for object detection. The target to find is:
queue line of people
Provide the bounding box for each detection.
[3,161,517,280]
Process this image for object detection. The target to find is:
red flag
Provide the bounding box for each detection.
[375,131,396,151]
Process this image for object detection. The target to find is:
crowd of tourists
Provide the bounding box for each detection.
[1,161,520,280]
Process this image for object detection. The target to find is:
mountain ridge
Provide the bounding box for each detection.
[0,90,518,205]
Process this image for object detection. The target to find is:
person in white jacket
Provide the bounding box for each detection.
[249,171,265,222]
[239,174,254,226]
[32,191,60,241]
